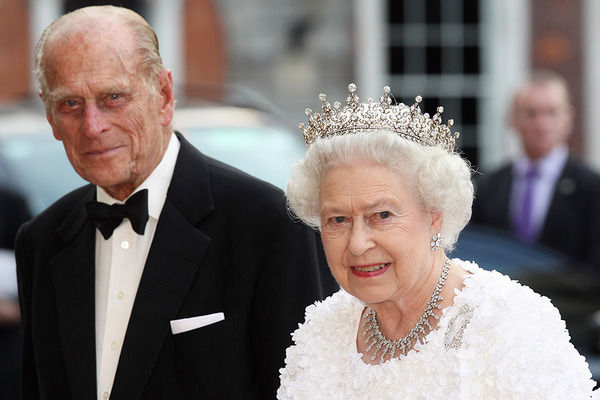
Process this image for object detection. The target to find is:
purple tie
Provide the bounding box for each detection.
[514,166,539,242]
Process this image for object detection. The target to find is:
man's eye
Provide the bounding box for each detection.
[333,216,346,224]
[378,211,391,219]
[64,100,77,107]
[109,94,121,101]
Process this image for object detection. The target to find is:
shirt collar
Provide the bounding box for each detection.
[514,144,569,180]
[96,132,181,220]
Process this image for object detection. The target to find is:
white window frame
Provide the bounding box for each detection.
[352,0,530,171]
[583,0,600,170]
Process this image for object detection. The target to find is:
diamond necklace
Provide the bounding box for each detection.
[362,259,450,363]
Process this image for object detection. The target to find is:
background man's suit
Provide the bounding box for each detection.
[0,186,30,400]
[16,134,338,399]
[472,157,600,266]
[0,186,31,249]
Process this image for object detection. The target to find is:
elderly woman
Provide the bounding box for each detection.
[277,84,599,399]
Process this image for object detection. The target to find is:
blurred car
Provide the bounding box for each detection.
[451,223,600,381]
[0,105,306,216]
[173,105,306,190]
[0,109,86,215]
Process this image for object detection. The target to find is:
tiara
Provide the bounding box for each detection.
[299,83,459,153]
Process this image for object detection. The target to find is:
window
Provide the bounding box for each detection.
[387,0,482,166]
[64,0,146,17]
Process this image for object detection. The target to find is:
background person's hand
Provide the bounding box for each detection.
[0,297,20,325]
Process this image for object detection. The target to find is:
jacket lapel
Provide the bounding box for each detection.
[49,187,98,399]
[541,159,577,237]
[497,166,514,228]
[110,134,215,400]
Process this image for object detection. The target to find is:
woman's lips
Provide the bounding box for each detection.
[350,263,391,277]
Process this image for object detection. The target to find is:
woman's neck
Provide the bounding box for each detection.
[358,258,466,364]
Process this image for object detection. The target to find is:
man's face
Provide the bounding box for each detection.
[511,81,573,161]
[43,28,174,200]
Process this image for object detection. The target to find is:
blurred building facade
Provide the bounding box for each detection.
[0,0,598,171]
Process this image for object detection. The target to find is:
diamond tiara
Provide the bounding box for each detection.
[299,83,459,153]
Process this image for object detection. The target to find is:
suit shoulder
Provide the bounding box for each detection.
[563,158,600,183]
[473,163,512,194]
[205,156,286,206]
[0,185,28,204]
[476,163,512,183]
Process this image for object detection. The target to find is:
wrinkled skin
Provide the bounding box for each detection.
[42,22,174,200]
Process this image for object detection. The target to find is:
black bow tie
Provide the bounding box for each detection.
[86,189,149,240]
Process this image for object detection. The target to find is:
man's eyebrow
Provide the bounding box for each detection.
[102,85,132,96]
[46,84,132,103]
[46,87,72,103]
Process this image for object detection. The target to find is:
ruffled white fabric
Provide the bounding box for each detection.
[278,259,600,399]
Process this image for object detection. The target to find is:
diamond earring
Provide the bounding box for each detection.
[430,233,442,251]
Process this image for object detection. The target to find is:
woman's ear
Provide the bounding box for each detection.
[430,210,443,234]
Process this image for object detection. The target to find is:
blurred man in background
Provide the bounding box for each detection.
[472,69,600,267]
[0,186,31,400]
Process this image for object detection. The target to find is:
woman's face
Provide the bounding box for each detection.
[319,162,442,306]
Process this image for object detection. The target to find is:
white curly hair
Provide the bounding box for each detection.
[285,130,474,252]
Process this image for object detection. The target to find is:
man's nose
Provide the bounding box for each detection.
[82,103,108,138]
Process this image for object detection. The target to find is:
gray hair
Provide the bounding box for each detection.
[285,130,474,252]
[33,5,164,104]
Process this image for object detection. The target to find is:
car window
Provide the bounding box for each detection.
[0,134,86,215]
[181,125,306,190]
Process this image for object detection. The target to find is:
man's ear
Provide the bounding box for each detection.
[157,68,175,127]
[45,110,64,142]
[45,112,62,141]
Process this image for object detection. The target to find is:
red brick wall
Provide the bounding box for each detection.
[0,0,31,103]
[183,0,227,102]
[531,0,583,155]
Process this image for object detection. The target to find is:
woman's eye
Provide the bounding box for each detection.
[333,216,346,224]
[109,94,121,101]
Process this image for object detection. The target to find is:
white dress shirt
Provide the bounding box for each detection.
[95,133,180,400]
[510,145,568,241]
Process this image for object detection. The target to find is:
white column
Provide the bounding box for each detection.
[29,0,62,50]
[583,0,600,171]
[479,0,530,170]
[28,0,63,94]
[147,0,184,98]
[353,0,387,99]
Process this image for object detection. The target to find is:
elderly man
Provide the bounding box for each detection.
[16,6,336,400]
[472,69,600,266]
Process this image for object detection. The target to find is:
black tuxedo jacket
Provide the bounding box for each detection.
[16,133,337,400]
[472,157,600,266]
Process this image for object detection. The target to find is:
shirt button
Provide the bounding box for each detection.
[117,291,125,300]
[103,391,109,399]
[111,341,119,350]
[121,241,129,249]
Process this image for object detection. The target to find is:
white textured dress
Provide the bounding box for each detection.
[278,260,599,400]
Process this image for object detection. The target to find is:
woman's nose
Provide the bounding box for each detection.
[347,220,375,256]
